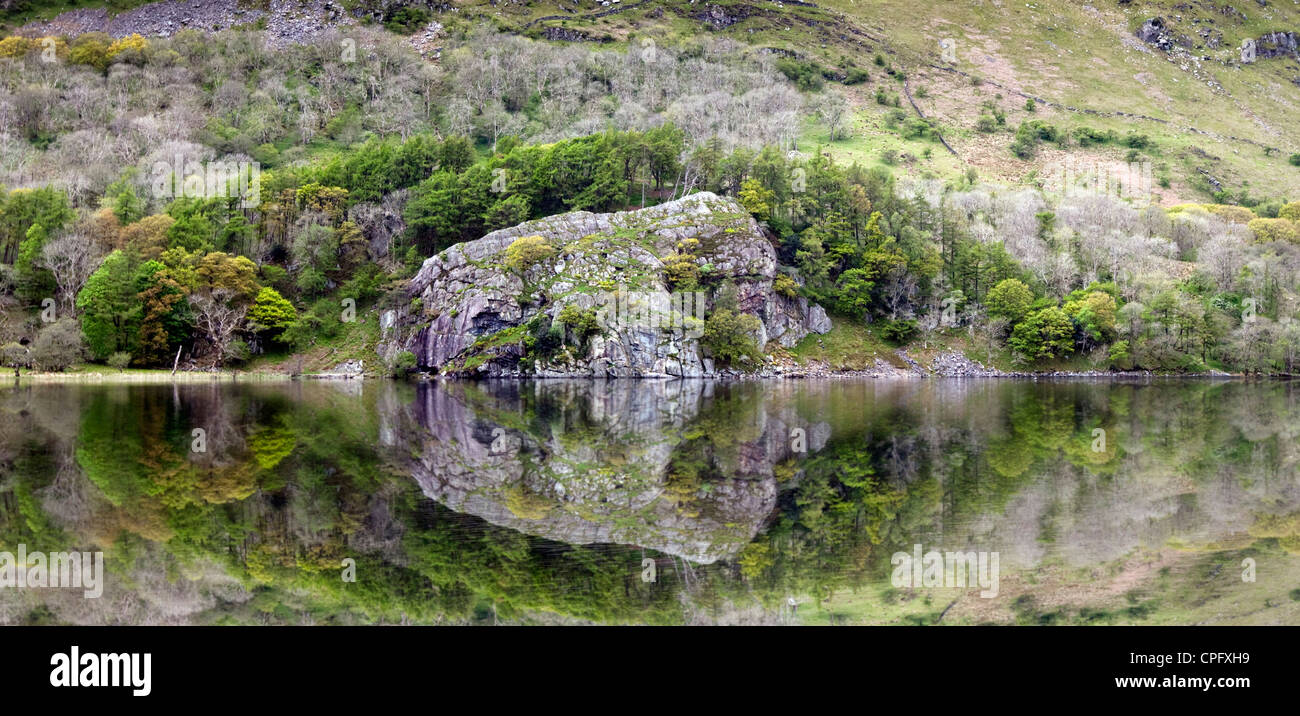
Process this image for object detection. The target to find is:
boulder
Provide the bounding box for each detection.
[396,192,830,377]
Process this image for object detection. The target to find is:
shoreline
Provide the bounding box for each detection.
[5,370,365,384]
[4,369,1267,385]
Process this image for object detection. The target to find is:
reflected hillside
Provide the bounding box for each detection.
[2,379,1299,625]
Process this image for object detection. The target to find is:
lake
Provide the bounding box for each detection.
[2,377,1298,625]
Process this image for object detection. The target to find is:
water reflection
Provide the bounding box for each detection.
[389,380,805,563]
[1,378,1298,625]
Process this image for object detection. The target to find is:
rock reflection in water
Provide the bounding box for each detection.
[386,380,821,564]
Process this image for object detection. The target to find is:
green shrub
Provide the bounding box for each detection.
[879,318,917,343]
[1009,306,1074,359]
[248,287,298,344]
[557,304,601,345]
[108,352,132,371]
[30,319,86,372]
[1072,126,1113,146]
[503,235,556,274]
[388,350,417,377]
[702,308,762,366]
[383,7,430,34]
[775,58,826,91]
[773,275,799,298]
[1010,120,1061,158]
[843,68,870,85]
[902,118,933,141]
[1108,340,1132,370]
[1122,132,1153,149]
[986,278,1034,323]
[1010,133,1037,159]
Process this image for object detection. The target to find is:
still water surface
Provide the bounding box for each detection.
[2,378,1298,625]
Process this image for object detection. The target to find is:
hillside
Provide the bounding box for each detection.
[6,1,1300,198]
[1,0,1300,379]
[424,0,1300,201]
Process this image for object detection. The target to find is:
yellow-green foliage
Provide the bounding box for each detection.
[1200,204,1257,225]
[773,274,799,298]
[662,252,700,290]
[1247,217,1300,244]
[0,36,34,58]
[0,36,66,60]
[702,308,762,365]
[248,421,296,471]
[737,541,774,579]
[662,237,702,290]
[738,178,775,220]
[1064,291,1117,341]
[65,32,147,71]
[1248,511,1300,554]
[68,33,111,71]
[1168,204,1256,224]
[503,235,556,273]
[503,485,554,520]
[107,34,149,61]
[557,303,601,339]
[1279,201,1300,222]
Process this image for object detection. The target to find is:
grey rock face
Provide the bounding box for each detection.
[18,0,360,48]
[324,359,364,377]
[1255,31,1299,59]
[399,193,830,377]
[1136,17,1174,51]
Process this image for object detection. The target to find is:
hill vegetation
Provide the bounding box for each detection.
[1,0,1299,375]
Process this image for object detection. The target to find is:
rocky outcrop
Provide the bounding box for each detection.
[696,4,750,29]
[541,27,612,43]
[17,0,267,40]
[921,351,1002,377]
[1254,31,1299,59]
[380,380,825,563]
[396,193,830,378]
[18,0,358,47]
[1137,17,1299,62]
[1135,18,1169,49]
[1134,17,1189,53]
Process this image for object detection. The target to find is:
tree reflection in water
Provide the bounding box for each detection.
[2,378,1298,625]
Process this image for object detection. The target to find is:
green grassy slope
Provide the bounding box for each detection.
[444,0,1300,201]
[7,0,1299,200]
